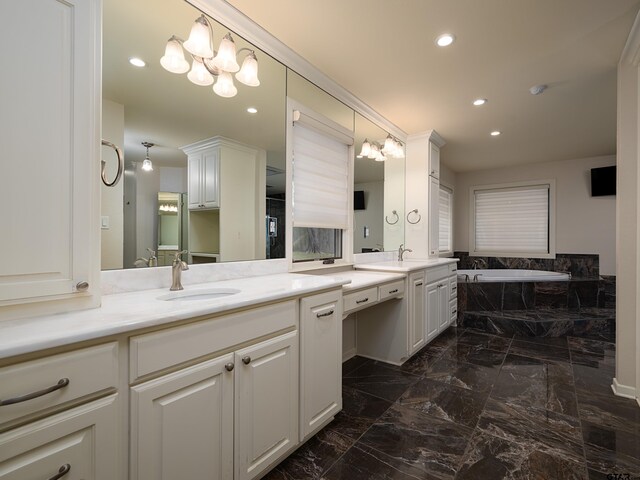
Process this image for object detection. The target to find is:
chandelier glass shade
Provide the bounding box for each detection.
[160,14,260,98]
[358,135,404,161]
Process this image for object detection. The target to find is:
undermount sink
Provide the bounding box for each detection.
[157,288,241,302]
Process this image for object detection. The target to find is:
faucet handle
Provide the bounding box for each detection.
[173,250,188,261]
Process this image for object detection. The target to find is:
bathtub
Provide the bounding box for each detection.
[457,269,570,283]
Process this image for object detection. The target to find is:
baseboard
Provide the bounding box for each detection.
[342,347,357,362]
[356,353,404,367]
[611,377,637,399]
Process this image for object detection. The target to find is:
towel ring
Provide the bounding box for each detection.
[407,209,421,224]
[385,210,399,225]
[101,139,124,187]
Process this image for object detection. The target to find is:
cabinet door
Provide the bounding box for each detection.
[235,331,298,480]
[188,154,203,209]
[0,0,99,306]
[131,355,234,480]
[408,273,426,354]
[438,283,450,332]
[429,142,440,179]
[300,291,342,440]
[203,150,220,208]
[428,176,440,257]
[426,281,440,341]
[0,395,119,480]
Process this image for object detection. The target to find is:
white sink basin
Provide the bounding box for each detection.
[157,288,241,302]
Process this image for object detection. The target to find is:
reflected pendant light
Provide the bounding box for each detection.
[142,142,154,172]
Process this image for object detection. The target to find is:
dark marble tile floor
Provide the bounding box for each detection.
[264,327,640,480]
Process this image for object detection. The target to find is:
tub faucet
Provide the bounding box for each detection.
[170,250,189,291]
[398,244,412,261]
[472,259,480,269]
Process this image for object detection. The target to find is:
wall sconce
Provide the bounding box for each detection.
[358,135,404,161]
[160,14,260,98]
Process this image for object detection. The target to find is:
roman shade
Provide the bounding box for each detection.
[439,185,452,252]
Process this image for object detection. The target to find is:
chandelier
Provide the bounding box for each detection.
[160,14,260,98]
[358,135,404,161]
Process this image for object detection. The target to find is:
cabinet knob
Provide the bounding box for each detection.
[75,281,89,292]
[225,363,234,372]
[242,356,251,365]
[48,464,71,480]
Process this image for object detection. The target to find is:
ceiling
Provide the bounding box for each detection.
[224,0,640,172]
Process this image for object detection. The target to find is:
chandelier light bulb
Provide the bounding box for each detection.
[160,37,190,74]
[213,71,238,98]
[359,139,371,157]
[235,52,260,86]
[382,135,395,154]
[142,158,153,171]
[187,58,214,86]
[368,143,379,160]
[183,15,214,59]
[213,34,240,73]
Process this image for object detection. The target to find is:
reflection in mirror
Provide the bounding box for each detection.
[353,113,405,254]
[101,0,286,269]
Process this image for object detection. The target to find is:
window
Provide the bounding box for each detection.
[470,180,555,258]
[439,185,453,254]
[289,103,353,264]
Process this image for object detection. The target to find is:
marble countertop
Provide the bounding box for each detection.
[0,273,348,360]
[355,257,459,273]
[323,270,406,291]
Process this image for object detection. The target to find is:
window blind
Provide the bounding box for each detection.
[292,122,350,229]
[439,186,452,252]
[474,184,549,253]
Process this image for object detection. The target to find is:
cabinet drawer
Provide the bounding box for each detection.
[448,263,458,274]
[449,277,458,299]
[0,343,118,427]
[450,299,458,320]
[378,281,405,302]
[426,266,449,283]
[343,287,378,314]
[130,300,296,382]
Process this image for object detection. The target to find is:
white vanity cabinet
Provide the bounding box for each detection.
[408,272,426,354]
[187,149,220,210]
[300,291,342,440]
[129,300,301,480]
[0,0,101,317]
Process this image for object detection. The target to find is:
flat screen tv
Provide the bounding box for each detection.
[354,190,365,210]
[591,166,616,196]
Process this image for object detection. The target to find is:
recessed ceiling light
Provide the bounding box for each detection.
[436,34,455,47]
[129,57,146,67]
[247,107,258,114]
[356,155,363,159]
[473,98,487,106]
[490,131,501,136]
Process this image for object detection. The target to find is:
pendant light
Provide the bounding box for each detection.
[142,142,154,172]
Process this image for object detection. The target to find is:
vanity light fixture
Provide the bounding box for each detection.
[129,57,146,67]
[358,135,404,161]
[473,98,487,106]
[141,142,154,172]
[160,14,260,98]
[490,131,501,136]
[436,33,456,47]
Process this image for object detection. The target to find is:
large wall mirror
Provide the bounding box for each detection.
[353,113,405,254]
[101,0,286,270]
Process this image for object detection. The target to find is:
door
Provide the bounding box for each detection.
[235,331,298,480]
[131,355,234,480]
[0,395,118,479]
[300,291,342,440]
[426,281,440,341]
[409,273,426,354]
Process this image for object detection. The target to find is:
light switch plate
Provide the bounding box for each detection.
[101,216,110,229]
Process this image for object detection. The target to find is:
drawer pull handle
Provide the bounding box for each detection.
[316,310,334,318]
[389,289,399,294]
[242,356,251,365]
[225,363,235,372]
[452,287,457,291]
[416,282,423,286]
[452,309,457,314]
[0,378,69,407]
[48,464,71,480]
[356,298,369,304]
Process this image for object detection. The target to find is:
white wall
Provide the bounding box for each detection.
[100,99,124,270]
[354,181,384,253]
[453,155,617,275]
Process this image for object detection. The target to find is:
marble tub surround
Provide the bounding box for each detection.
[454,251,601,278]
[265,328,637,480]
[0,273,348,360]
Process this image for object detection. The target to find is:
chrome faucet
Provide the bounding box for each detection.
[398,244,412,261]
[170,250,189,291]
[472,259,480,269]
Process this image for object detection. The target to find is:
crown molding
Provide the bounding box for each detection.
[187,0,407,140]
[620,9,640,66]
[407,130,446,148]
